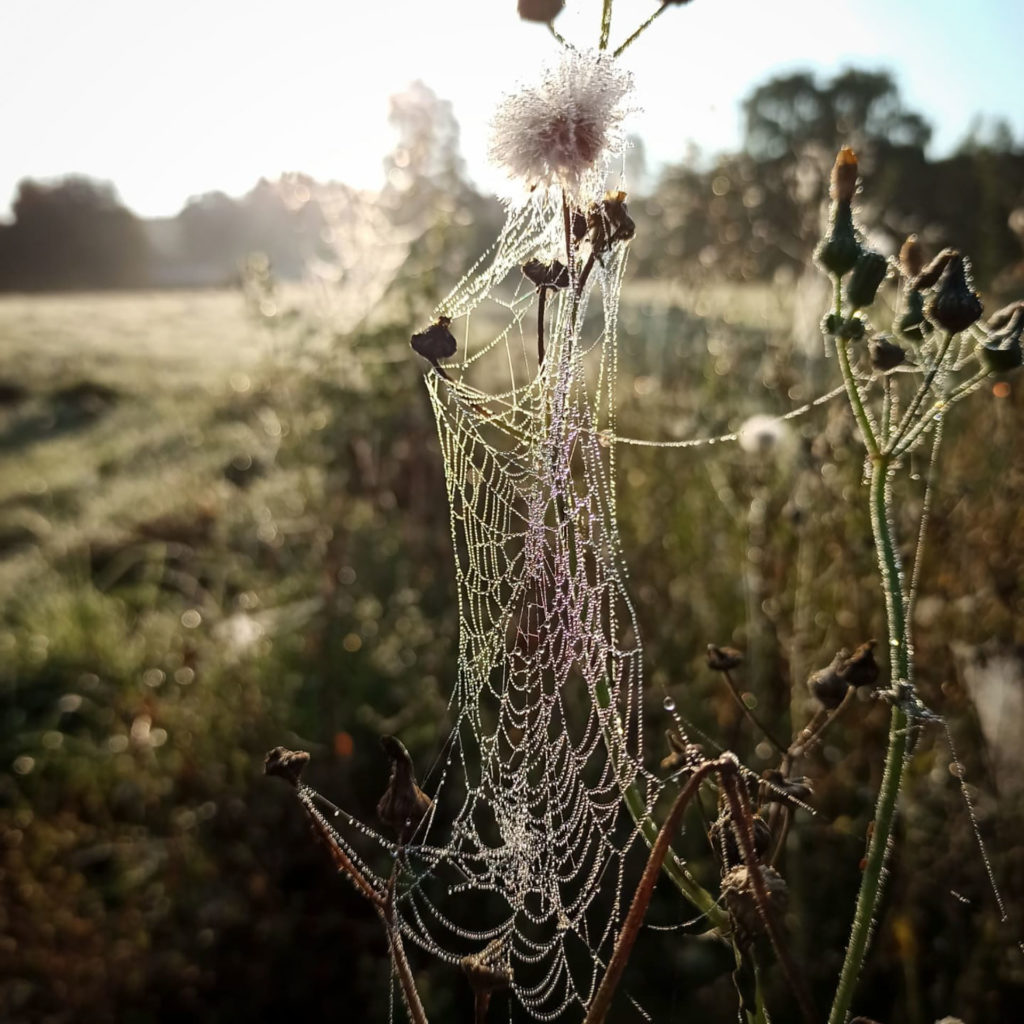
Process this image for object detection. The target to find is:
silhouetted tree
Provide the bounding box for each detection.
[0,176,150,290]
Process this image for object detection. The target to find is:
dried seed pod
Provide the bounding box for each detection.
[377,735,434,843]
[926,253,983,334]
[587,191,635,253]
[807,652,849,709]
[899,234,924,279]
[517,0,564,22]
[707,644,744,671]
[522,258,570,290]
[980,307,1024,372]
[839,639,880,689]
[410,316,457,364]
[987,299,1024,332]
[722,864,788,942]
[846,250,888,310]
[710,812,773,869]
[264,746,310,787]
[870,335,906,372]
[837,314,867,341]
[912,248,957,291]
[821,312,844,335]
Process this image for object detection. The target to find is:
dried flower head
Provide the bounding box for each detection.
[489,49,633,203]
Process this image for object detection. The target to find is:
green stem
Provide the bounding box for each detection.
[827,459,911,1024]
[831,278,880,460]
[599,0,614,50]
[612,3,668,57]
[890,367,990,459]
[885,331,955,455]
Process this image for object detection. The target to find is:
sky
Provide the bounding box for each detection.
[3,0,1023,218]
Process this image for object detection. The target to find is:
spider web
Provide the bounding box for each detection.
[305,192,679,1020]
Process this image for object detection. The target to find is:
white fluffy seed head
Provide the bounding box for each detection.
[489,49,634,205]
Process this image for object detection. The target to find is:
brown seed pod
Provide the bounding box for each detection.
[517,0,564,22]
[722,864,789,942]
[839,639,880,689]
[410,316,457,364]
[587,191,636,253]
[899,234,925,279]
[710,812,773,869]
[707,644,744,672]
[377,735,434,843]
[911,247,957,291]
[926,253,983,334]
[987,299,1024,332]
[522,258,570,290]
[264,746,310,787]
[870,334,906,372]
[807,653,849,710]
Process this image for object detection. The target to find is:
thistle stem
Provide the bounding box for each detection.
[599,0,614,50]
[885,330,955,455]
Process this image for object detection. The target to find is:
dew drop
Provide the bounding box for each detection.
[662,696,676,712]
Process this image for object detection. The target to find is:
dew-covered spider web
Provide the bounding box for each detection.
[302,191,694,1020]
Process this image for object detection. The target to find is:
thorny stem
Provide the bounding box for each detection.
[584,758,726,1024]
[720,768,818,1024]
[721,667,786,754]
[612,2,669,57]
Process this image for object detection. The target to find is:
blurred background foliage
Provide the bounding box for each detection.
[1,66,1023,1023]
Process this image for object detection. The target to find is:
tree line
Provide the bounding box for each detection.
[1,67,1021,293]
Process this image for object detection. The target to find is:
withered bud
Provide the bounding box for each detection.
[761,769,813,807]
[816,200,862,277]
[911,248,957,291]
[660,730,704,774]
[981,307,1024,372]
[927,253,983,334]
[410,316,457,365]
[807,653,849,710]
[869,335,906,372]
[722,864,788,942]
[377,735,434,843]
[461,937,513,996]
[588,191,636,253]
[839,640,880,689]
[710,812,773,869]
[831,147,859,203]
[522,258,570,290]
[517,0,564,22]
[264,746,310,787]
[899,234,925,279]
[707,644,744,672]
[987,299,1024,332]
[897,290,931,341]
[846,250,889,310]
[837,314,867,341]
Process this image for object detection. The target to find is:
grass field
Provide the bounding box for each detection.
[2,282,1022,1023]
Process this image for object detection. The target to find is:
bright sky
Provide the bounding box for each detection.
[3,0,1022,218]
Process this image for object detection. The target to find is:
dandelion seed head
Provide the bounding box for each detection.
[738,414,792,456]
[489,49,634,205]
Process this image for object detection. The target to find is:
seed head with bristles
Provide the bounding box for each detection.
[489,49,634,205]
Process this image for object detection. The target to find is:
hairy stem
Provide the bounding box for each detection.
[827,459,911,1024]
[885,330,955,455]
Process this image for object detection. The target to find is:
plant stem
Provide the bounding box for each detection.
[584,758,726,1024]
[827,458,911,1024]
[599,0,614,50]
[612,3,669,57]
[885,330,955,455]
